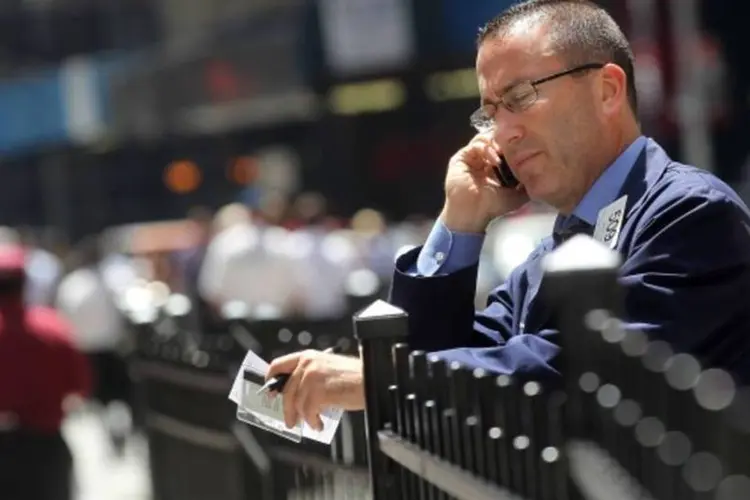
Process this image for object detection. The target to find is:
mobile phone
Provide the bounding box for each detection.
[492,155,520,189]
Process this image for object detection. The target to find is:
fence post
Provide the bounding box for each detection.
[352,299,409,499]
[541,234,624,500]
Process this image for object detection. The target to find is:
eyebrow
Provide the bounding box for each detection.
[480,77,528,106]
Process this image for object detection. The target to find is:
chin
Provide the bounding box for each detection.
[524,180,559,207]
[520,176,544,198]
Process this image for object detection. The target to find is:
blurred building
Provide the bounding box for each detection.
[0,0,741,242]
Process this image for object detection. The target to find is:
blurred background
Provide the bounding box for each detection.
[0,0,747,499]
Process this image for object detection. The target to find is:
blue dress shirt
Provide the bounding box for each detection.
[413,136,648,276]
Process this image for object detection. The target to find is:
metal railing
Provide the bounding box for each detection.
[129,235,750,500]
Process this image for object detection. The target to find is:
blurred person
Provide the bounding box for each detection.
[18,227,63,308]
[286,199,358,319]
[0,226,20,246]
[98,229,139,298]
[288,191,345,230]
[199,203,303,318]
[171,207,215,327]
[349,208,395,278]
[266,0,750,430]
[258,190,291,227]
[0,244,91,500]
[55,237,129,454]
[290,191,327,227]
[172,206,214,295]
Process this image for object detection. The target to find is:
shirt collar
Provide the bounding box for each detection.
[570,135,647,226]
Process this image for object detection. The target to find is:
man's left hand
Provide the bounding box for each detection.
[266,350,365,431]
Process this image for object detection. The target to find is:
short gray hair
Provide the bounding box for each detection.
[477,0,637,115]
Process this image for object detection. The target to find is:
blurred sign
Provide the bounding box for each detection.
[317,0,415,77]
[255,146,301,194]
[0,53,129,156]
[110,4,318,137]
[438,0,518,54]
[327,78,407,115]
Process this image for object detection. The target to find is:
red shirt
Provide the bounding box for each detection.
[0,303,92,433]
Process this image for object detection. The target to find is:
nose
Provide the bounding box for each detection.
[491,107,524,150]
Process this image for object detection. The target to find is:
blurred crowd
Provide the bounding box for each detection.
[0,186,563,500]
[9,189,569,337]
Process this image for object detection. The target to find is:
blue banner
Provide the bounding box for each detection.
[440,0,519,54]
[0,53,132,156]
[0,70,66,154]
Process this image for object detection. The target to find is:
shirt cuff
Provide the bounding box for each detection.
[414,219,485,276]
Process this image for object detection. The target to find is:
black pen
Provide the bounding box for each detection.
[256,346,342,394]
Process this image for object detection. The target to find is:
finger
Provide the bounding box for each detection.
[280,363,305,428]
[462,145,495,171]
[469,135,501,160]
[266,351,304,381]
[481,142,501,165]
[293,371,310,427]
[471,130,495,144]
[295,367,326,431]
[305,408,324,433]
[471,168,502,191]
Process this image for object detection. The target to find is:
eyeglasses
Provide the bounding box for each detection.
[469,63,605,133]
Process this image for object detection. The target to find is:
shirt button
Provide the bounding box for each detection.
[434,251,445,263]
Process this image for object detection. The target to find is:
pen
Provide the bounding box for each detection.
[256,346,342,394]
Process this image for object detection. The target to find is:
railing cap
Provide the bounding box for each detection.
[352,299,409,341]
[543,234,621,274]
[354,299,407,322]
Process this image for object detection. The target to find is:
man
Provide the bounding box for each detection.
[56,236,130,454]
[267,0,750,431]
[199,203,303,318]
[0,244,91,500]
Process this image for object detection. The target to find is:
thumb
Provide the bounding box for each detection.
[266,352,303,381]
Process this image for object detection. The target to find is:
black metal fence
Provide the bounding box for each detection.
[129,236,750,500]
[128,302,372,500]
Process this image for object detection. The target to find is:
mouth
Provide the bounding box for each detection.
[509,152,541,171]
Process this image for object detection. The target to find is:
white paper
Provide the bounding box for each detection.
[593,195,628,249]
[229,349,344,444]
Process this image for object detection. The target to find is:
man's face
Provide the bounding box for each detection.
[476,21,605,212]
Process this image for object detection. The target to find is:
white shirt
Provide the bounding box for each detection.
[56,267,123,352]
[199,223,302,317]
[24,249,63,307]
[285,227,356,319]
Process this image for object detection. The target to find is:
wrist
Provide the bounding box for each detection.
[342,360,365,410]
[439,206,489,234]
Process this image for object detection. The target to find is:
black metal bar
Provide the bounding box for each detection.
[393,343,420,499]
[470,368,490,481]
[493,375,513,489]
[448,362,469,471]
[477,372,502,486]
[388,384,408,498]
[410,350,436,500]
[377,430,519,500]
[427,355,449,500]
[541,390,569,500]
[352,300,410,499]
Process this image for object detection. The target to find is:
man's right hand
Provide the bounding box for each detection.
[441,133,529,233]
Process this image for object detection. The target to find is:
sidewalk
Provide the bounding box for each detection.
[62,410,151,500]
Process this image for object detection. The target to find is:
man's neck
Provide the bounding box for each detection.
[558,126,642,215]
[610,125,642,165]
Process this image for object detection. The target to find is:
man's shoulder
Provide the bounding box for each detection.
[641,160,749,220]
[623,159,750,263]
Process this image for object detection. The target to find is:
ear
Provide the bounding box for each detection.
[598,63,628,117]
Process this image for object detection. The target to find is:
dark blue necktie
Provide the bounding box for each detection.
[553,216,594,246]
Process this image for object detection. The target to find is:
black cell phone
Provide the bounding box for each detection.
[492,155,520,189]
